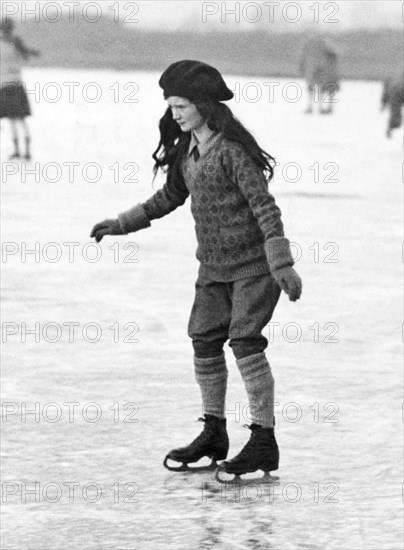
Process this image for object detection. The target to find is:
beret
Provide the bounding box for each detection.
[159,60,233,102]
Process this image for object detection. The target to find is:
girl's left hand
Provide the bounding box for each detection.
[272,266,302,301]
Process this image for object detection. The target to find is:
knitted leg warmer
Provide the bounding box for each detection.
[194,354,228,419]
[236,352,275,428]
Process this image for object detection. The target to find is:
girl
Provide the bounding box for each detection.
[0,18,40,160]
[91,60,302,481]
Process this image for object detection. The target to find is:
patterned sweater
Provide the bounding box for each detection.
[119,131,293,282]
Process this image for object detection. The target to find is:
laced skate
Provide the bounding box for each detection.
[164,414,229,472]
[215,424,279,484]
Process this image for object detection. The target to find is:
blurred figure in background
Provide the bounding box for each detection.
[381,70,404,138]
[0,18,40,160]
[299,35,340,115]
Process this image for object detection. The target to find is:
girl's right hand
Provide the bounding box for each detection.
[90,219,123,243]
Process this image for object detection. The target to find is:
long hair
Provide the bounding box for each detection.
[152,100,276,183]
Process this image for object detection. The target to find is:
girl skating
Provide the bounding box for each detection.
[91,60,302,483]
[0,18,40,160]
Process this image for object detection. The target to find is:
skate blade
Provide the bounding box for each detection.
[164,456,218,473]
[215,466,279,485]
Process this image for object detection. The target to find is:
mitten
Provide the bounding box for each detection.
[264,236,302,301]
[272,266,302,302]
[90,204,151,243]
[90,219,123,243]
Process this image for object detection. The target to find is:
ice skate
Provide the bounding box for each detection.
[215,424,279,485]
[164,414,229,472]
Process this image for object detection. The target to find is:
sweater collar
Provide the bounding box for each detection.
[187,131,222,159]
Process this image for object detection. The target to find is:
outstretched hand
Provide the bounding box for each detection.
[272,266,302,302]
[90,219,123,243]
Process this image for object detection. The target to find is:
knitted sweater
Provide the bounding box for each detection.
[119,132,293,282]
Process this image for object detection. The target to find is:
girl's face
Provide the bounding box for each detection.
[167,96,206,133]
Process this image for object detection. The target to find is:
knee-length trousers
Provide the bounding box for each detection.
[188,272,281,360]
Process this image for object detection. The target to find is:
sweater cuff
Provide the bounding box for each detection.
[118,203,151,234]
[264,237,294,272]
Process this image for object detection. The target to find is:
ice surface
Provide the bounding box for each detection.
[1,68,402,550]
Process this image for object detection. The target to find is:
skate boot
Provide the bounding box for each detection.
[164,414,229,472]
[216,424,279,484]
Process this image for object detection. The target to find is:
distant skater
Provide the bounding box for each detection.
[381,71,404,138]
[299,35,340,115]
[0,18,40,160]
[91,60,302,483]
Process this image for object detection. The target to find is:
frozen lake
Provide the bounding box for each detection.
[1,68,402,549]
